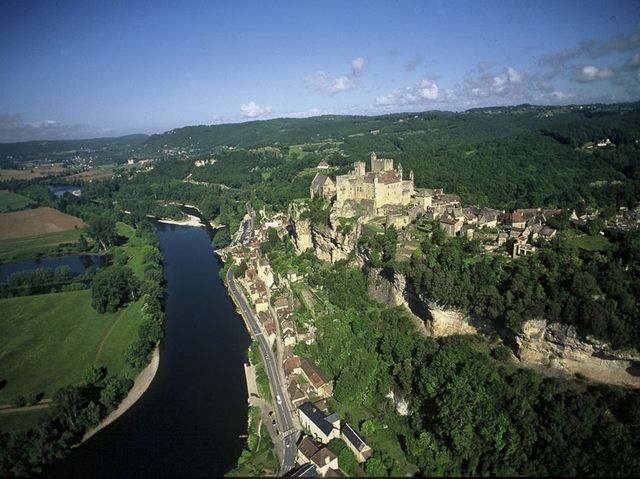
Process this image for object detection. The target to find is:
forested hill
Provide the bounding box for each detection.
[0,134,149,155]
[144,102,640,210]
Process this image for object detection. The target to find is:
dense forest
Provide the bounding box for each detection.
[2,102,640,475]
[268,238,640,477]
[0,134,148,168]
[141,102,640,211]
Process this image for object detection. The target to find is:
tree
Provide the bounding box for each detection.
[88,216,118,251]
[91,264,139,313]
[365,456,388,477]
[213,226,231,248]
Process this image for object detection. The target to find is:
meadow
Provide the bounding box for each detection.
[0,290,142,407]
[0,190,34,212]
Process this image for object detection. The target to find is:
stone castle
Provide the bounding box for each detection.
[310,152,414,213]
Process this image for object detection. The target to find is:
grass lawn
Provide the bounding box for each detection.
[0,191,34,212]
[328,400,419,476]
[567,233,612,252]
[0,290,142,406]
[116,222,146,279]
[0,228,85,262]
[0,408,53,434]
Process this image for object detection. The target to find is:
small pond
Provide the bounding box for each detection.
[48,184,81,198]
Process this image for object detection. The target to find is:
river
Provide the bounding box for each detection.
[47,222,251,477]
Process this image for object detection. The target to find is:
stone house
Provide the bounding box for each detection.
[341,423,373,463]
[310,173,336,201]
[296,436,340,477]
[300,357,334,398]
[298,402,340,444]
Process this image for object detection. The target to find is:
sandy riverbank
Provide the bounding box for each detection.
[157,214,203,227]
[81,346,160,443]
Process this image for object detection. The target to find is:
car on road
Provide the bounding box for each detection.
[276,394,282,405]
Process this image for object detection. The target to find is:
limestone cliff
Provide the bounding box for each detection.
[514,319,640,388]
[366,268,640,388]
[288,202,361,264]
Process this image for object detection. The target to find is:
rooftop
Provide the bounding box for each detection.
[299,402,335,437]
[300,358,331,389]
[342,423,367,452]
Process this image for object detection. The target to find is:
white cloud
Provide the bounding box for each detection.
[304,71,330,91]
[573,65,615,82]
[375,78,444,108]
[351,57,366,75]
[328,76,354,93]
[305,56,366,95]
[239,101,272,118]
[0,113,113,142]
[418,79,439,100]
[507,67,522,83]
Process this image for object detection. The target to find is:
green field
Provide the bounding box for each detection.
[0,229,85,262]
[0,191,34,212]
[0,408,53,434]
[567,233,612,252]
[116,222,145,279]
[0,290,141,407]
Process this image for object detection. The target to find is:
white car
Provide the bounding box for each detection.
[276,394,282,405]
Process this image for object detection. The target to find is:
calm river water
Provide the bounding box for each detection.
[47,222,250,477]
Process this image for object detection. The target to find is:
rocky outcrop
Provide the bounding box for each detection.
[288,202,361,263]
[514,319,640,388]
[425,306,496,337]
[367,268,428,336]
[386,390,410,416]
[367,268,405,308]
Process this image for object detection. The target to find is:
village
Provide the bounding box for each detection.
[220,152,640,477]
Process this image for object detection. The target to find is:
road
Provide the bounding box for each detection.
[226,268,298,474]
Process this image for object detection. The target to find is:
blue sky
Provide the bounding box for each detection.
[1,0,639,141]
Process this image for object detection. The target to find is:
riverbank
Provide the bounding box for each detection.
[157,214,203,227]
[81,346,160,444]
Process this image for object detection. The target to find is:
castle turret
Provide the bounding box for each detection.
[398,162,403,180]
[354,161,366,176]
[409,170,414,182]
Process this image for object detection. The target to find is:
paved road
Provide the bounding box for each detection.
[227,268,298,474]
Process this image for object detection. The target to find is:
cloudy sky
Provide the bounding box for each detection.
[1,0,639,141]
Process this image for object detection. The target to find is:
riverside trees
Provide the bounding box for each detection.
[90,264,139,313]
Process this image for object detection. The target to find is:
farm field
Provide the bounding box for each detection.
[0,290,142,407]
[0,190,34,212]
[66,168,113,182]
[0,207,85,241]
[0,167,68,181]
[0,229,85,262]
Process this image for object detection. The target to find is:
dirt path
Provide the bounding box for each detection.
[94,313,125,365]
[0,399,52,414]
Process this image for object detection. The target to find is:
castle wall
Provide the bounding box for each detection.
[335,155,413,210]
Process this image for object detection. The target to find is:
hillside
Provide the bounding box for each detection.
[142,102,640,211]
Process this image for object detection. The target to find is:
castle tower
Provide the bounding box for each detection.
[398,163,403,180]
[354,161,366,176]
[409,170,414,183]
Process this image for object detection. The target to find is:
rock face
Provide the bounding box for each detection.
[425,306,491,337]
[367,267,428,336]
[289,202,361,263]
[367,267,405,308]
[514,319,640,388]
[386,390,410,416]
